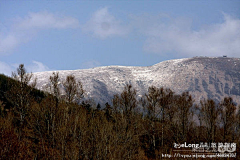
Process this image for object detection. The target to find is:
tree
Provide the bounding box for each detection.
[113,84,137,118]
[7,64,36,127]
[220,97,237,142]
[49,72,60,99]
[144,86,161,120]
[176,92,193,142]
[48,72,61,109]
[199,99,220,142]
[104,102,112,122]
[0,100,5,117]
[96,103,101,110]
[236,107,240,144]
[143,87,175,122]
[112,84,142,159]
[142,86,175,158]
[63,75,84,104]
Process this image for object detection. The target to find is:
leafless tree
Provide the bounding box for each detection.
[199,99,220,142]
[113,84,137,117]
[63,75,84,104]
[220,97,237,142]
[176,92,193,142]
[7,64,36,127]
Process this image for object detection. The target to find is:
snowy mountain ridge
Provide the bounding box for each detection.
[33,57,240,104]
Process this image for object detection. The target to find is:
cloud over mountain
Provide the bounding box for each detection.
[1,8,240,58]
[27,61,50,73]
[0,60,50,76]
[0,61,13,76]
[82,7,129,39]
[130,13,240,57]
[82,8,240,57]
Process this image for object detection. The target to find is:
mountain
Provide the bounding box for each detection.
[33,57,240,105]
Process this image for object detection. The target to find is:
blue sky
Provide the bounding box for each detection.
[0,0,240,75]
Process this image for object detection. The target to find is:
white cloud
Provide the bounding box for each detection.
[15,11,79,29]
[27,61,50,73]
[83,9,240,57]
[134,13,240,57]
[1,9,239,60]
[81,60,101,69]
[0,34,19,54]
[82,7,129,39]
[0,61,14,76]
[0,11,79,54]
[0,61,50,76]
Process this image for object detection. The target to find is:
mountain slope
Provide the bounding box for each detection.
[33,57,240,104]
[0,74,45,110]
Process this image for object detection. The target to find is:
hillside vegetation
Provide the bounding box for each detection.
[1,64,240,159]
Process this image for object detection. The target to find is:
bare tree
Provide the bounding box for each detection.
[220,97,237,142]
[0,100,6,118]
[176,92,193,142]
[199,99,220,142]
[113,84,137,117]
[142,86,162,155]
[145,86,161,120]
[49,72,60,99]
[142,86,175,157]
[63,75,84,104]
[48,72,62,110]
[236,107,240,143]
[7,64,36,124]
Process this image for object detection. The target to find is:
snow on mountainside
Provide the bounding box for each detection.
[33,57,240,105]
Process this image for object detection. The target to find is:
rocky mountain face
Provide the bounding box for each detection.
[33,57,240,105]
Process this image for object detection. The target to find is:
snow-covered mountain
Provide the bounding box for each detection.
[33,57,240,104]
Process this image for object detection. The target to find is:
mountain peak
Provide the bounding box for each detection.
[33,57,240,104]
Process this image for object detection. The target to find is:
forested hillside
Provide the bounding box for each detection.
[1,64,240,159]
